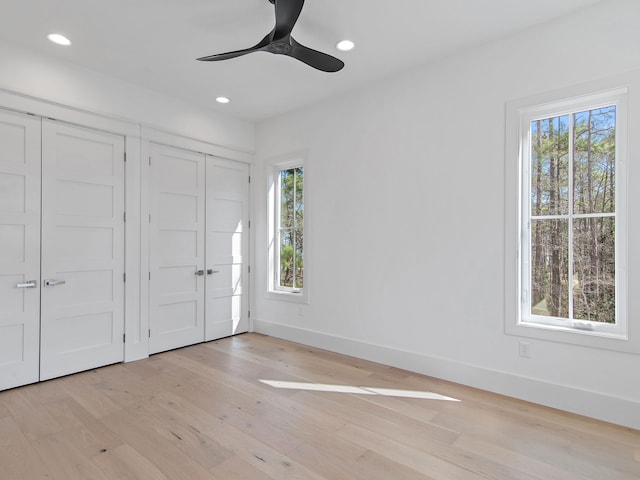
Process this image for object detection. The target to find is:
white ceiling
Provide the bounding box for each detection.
[0,0,605,122]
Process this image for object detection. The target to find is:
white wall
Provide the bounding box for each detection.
[253,0,640,428]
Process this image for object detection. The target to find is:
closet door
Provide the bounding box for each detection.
[149,144,205,354]
[0,110,41,390]
[40,120,125,380]
[205,157,249,340]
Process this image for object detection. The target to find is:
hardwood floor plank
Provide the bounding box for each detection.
[60,371,122,419]
[168,349,347,432]
[0,416,53,480]
[335,422,471,480]
[354,394,440,424]
[452,435,591,480]
[91,444,170,480]
[431,405,639,478]
[290,389,460,447]
[285,441,430,480]
[3,388,64,442]
[149,389,329,480]
[209,456,277,480]
[31,431,112,480]
[42,397,124,458]
[100,408,220,480]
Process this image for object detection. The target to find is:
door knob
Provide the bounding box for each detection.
[16,280,37,288]
[44,279,66,287]
[195,270,205,276]
[207,269,220,275]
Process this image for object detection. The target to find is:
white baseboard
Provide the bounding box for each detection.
[253,319,640,430]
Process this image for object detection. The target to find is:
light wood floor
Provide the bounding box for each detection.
[1,333,638,479]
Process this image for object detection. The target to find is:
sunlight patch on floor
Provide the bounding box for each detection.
[259,380,461,402]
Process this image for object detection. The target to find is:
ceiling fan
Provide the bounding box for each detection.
[197,0,345,73]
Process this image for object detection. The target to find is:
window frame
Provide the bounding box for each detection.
[267,156,308,303]
[505,82,632,351]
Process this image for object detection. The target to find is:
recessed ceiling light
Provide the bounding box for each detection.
[47,33,72,46]
[216,96,230,104]
[336,40,355,52]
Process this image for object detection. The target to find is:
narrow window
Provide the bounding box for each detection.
[276,166,304,292]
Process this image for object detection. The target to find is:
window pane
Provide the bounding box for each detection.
[531,116,570,216]
[294,229,304,289]
[279,229,293,288]
[573,217,615,323]
[295,167,304,228]
[573,107,616,214]
[277,165,304,292]
[531,219,569,318]
[280,169,294,228]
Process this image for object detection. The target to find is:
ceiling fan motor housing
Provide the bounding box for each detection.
[267,41,292,54]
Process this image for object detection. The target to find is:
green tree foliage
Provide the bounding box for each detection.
[530,107,616,323]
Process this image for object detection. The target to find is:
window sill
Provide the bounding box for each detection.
[266,290,308,304]
[505,318,637,353]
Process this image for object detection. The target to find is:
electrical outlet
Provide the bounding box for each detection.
[519,341,531,358]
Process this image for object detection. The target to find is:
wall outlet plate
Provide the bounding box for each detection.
[519,341,531,358]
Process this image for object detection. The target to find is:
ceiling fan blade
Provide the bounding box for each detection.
[197,48,259,62]
[288,37,344,72]
[197,33,271,62]
[273,0,305,40]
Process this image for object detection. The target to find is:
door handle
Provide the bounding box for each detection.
[43,279,66,287]
[16,280,37,288]
[207,269,220,275]
[195,270,205,276]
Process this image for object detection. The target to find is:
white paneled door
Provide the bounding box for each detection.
[205,157,249,340]
[148,145,250,354]
[0,110,41,390]
[40,120,125,380]
[149,144,206,354]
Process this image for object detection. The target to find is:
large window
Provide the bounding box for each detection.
[276,166,304,291]
[509,87,628,342]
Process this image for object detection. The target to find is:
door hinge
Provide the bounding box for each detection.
[149,272,151,280]
[123,273,126,282]
[123,212,126,222]
[149,214,151,223]
[248,220,251,229]
[149,156,152,165]
[148,329,151,338]
[248,310,251,319]
[248,175,251,184]
[123,333,126,343]
[124,152,127,163]
[248,265,251,274]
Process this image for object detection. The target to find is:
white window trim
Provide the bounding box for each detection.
[266,155,309,304]
[505,78,637,353]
